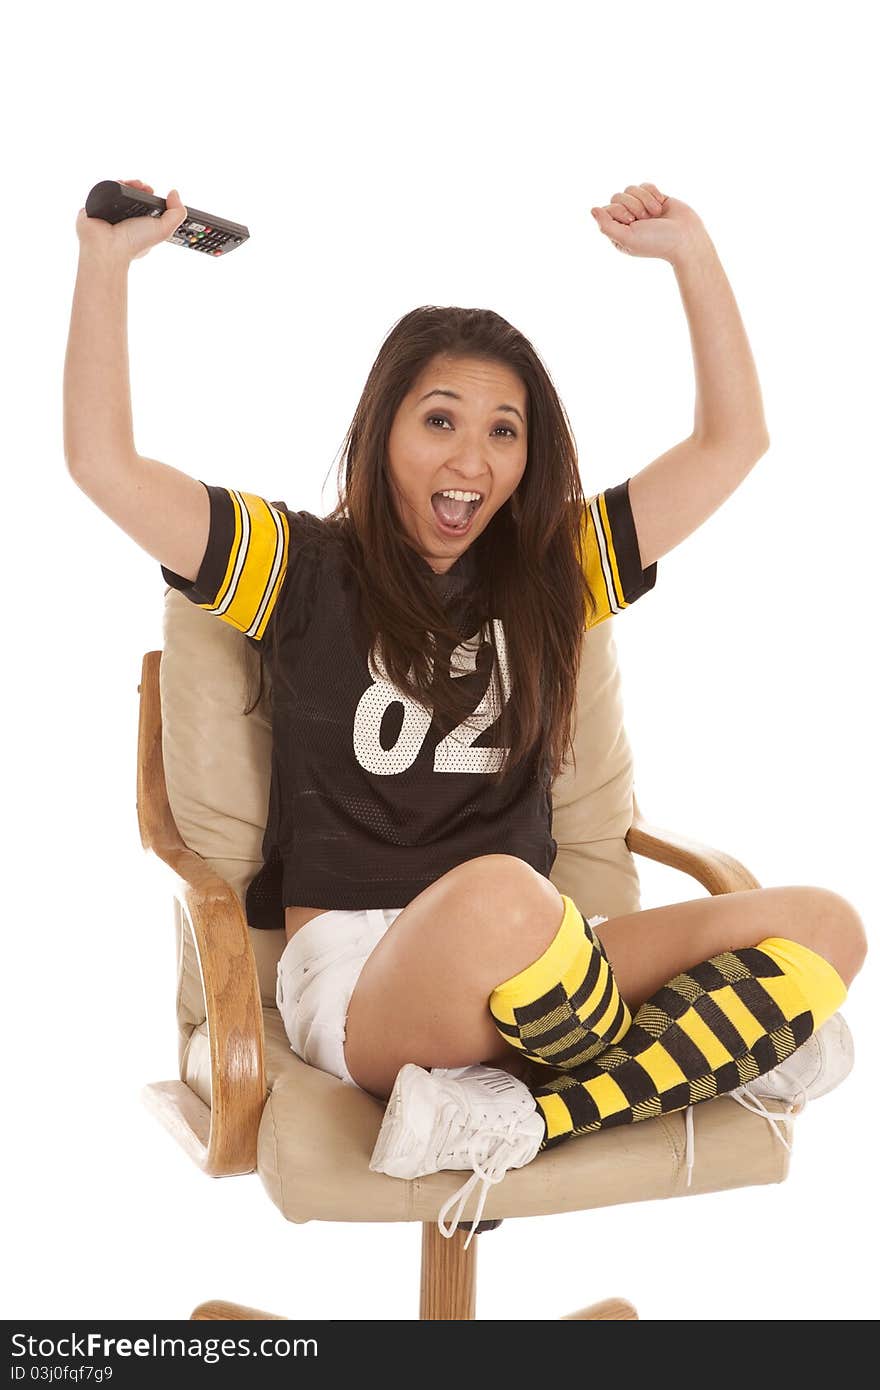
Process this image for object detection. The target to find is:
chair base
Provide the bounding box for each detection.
[190,1296,639,1321]
[561,1298,639,1320]
[191,1301,287,1320]
[189,1222,638,1321]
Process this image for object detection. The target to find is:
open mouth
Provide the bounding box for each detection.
[430,492,483,535]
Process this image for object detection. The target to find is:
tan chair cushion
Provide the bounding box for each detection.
[256,1009,791,1222]
[175,1002,791,1224]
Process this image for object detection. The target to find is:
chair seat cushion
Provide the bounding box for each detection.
[257,1009,792,1224]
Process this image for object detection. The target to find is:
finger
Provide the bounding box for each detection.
[629,183,665,215]
[612,191,648,219]
[608,200,638,224]
[642,181,668,205]
[618,187,659,217]
[163,193,188,229]
[591,207,633,242]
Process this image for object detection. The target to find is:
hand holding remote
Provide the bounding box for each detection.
[77,179,188,264]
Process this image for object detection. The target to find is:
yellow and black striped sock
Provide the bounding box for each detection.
[530,935,848,1150]
[488,894,632,1069]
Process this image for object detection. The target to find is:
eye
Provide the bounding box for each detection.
[426,414,517,439]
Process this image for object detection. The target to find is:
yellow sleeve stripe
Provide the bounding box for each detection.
[579,479,657,629]
[580,492,627,628]
[202,489,289,640]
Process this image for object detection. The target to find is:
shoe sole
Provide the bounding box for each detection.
[748,1011,855,1107]
[811,1012,855,1099]
[369,1063,437,1179]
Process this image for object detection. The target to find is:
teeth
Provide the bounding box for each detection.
[437,489,481,502]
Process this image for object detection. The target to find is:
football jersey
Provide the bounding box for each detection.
[161,479,657,929]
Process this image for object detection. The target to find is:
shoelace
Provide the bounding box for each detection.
[435,1108,528,1251]
[683,1087,804,1188]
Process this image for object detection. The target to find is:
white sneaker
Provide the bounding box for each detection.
[735,1012,854,1110]
[683,1013,855,1186]
[369,1063,546,1248]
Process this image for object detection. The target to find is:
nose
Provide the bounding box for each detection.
[447,437,490,483]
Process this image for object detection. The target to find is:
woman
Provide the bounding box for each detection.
[65,178,866,1246]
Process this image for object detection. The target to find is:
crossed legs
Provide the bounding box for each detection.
[342,855,866,1140]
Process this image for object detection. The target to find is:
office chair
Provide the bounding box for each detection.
[138,587,800,1320]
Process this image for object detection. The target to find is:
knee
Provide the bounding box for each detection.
[450,855,565,957]
[800,887,868,984]
[458,855,563,921]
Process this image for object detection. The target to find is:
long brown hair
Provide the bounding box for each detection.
[245,305,598,787]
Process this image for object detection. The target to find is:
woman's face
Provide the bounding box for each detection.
[386,353,528,574]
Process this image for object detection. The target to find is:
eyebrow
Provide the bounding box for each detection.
[417,388,525,427]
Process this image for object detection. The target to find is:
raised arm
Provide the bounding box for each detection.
[63,182,208,582]
[589,187,770,571]
[626,229,770,569]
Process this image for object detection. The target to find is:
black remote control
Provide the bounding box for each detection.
[84,181,249,258]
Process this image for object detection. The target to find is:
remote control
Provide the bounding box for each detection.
[84,181,249,257]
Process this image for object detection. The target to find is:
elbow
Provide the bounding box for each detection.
[65,453,92,488]
[65,454,100,500]
[736,430,770,463]
[64,439,87,477]
[737,421,770,455]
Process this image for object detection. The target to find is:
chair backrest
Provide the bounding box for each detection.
[160,587,643,1007]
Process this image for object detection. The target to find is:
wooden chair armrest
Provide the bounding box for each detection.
[627,791,761,895]
[137,651,266,1177]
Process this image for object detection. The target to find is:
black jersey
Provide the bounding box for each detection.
[161,479,656,928]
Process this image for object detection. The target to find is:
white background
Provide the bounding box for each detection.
[3,0,877,1324]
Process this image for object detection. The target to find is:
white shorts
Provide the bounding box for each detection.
[275,907,404,1090]
[275,902,611,1092]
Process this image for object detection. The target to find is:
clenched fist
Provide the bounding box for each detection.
[590,183,708,265]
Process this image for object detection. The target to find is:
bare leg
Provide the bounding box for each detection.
[344,855,566,1099]
[343,857,866,1101]
[590,884,865,1007]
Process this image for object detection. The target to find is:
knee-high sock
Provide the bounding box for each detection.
[527,935,848,1150]
[488,894,632,1069]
